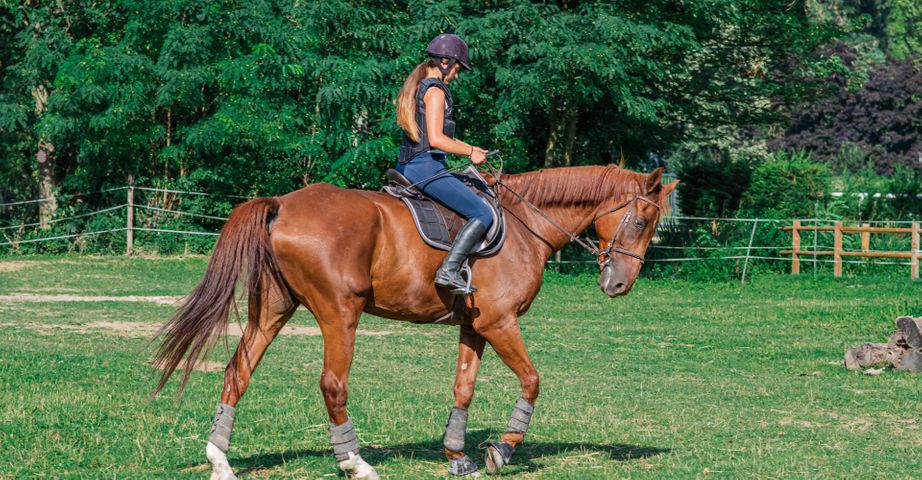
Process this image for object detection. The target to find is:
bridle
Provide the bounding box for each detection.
[491,172,662,266]
[591,195,662,266]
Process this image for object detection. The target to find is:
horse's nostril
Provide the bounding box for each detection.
[614,282,625,291]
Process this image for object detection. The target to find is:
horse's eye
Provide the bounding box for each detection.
[634,220,646,229]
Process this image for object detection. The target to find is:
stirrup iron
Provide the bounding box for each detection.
[456,262,475,295]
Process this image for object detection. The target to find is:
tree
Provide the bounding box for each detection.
[0,0,845,219]
[782,59,922,174]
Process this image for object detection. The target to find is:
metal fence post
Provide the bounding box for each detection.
[741,219,759,284]
[126,177,134,255]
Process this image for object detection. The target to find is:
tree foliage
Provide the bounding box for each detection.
[0,0,845,206]
[782,59,921,174]
[742,150,831,218]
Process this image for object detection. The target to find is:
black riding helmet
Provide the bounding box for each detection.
[426,34,473,78]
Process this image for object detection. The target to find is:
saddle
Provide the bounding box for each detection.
[382,166,506,256]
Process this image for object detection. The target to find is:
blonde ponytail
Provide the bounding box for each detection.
[396,61,433,142]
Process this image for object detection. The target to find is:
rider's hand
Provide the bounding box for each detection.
[470,147,488,166]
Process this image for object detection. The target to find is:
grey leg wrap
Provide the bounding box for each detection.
[505,397,534,434]
[208,403,236,453]
[443,407,469,452]
[329,418,360,462]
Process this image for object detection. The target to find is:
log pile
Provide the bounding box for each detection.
[844,317,922,373]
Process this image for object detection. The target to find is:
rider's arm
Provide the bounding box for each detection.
[424,88,487,165]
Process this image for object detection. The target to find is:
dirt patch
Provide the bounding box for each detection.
[0,293,396,336]
[825,411,875,431]
[152,359,225,372]
[179,464,210,474]
[0,321,156,336]
[0,261,36,273]
[90,321,160,334]
[0,321,392,337]
[17,287,84,293]
[0,293,182,306]
[778,417,816,428]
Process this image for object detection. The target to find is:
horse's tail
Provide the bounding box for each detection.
[152,196,282,396]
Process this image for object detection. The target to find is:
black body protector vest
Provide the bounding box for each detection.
[398,78,456,164]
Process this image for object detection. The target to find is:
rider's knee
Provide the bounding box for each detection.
[471,211,493,231]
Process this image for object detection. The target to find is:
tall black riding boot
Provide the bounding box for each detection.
[435,219,487,295]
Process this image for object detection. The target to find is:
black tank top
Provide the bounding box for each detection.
[398,78,456,164]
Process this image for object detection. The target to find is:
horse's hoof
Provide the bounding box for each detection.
[338,453,379,480]
[484,441,515,475]
[210,471,237,480]
[205,442,238,480]
[448,454,480,476]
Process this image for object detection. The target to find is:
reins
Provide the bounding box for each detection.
[391,152,661,265]
[490,173,605,256]
[394,162,474,195]
[483,155,660,264]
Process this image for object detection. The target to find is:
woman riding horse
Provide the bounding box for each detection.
[153,32,677,480]
[396,34,492,295]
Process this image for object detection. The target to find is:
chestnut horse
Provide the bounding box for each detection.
[154,165,676,479]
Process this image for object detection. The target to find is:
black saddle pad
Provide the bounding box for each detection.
[382,167,506,256]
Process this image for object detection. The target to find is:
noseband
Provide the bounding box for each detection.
[592,195,661,266]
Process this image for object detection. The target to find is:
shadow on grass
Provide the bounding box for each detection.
[232,429,670,475]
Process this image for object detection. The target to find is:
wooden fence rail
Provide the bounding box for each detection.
[781,221,920,279]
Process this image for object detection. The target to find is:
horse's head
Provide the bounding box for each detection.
[592,168,677,297]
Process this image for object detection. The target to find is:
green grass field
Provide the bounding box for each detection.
[1,256,921,478]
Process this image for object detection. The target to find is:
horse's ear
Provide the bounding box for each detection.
[663,180,678,197]
[645,167,664,194]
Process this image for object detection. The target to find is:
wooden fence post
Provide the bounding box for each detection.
[812,221,819,277]
[861,223,870,253]
[791,220,800,275]
[126,176,134,255]
[834,221,843,277]
[912,222,919,280]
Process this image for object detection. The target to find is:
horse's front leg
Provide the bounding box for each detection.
[443,324,486,476]
[479,317,539,475]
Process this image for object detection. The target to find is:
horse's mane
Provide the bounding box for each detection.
[497,165,644,207]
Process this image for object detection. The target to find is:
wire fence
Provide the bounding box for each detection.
[1,184,920,280]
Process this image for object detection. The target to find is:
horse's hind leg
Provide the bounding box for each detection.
[206,274,297,480]
[313,293,379,480]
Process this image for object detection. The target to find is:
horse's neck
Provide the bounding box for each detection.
[517,203,598,255]
[498,166,642,257]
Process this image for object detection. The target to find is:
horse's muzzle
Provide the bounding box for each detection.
[598,264,631,297]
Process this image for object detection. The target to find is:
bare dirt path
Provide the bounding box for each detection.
[0,293,182,305]
[0,320,392,337]
[0,293,394,336]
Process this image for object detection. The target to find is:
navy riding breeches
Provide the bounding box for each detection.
[396,152,494,230]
